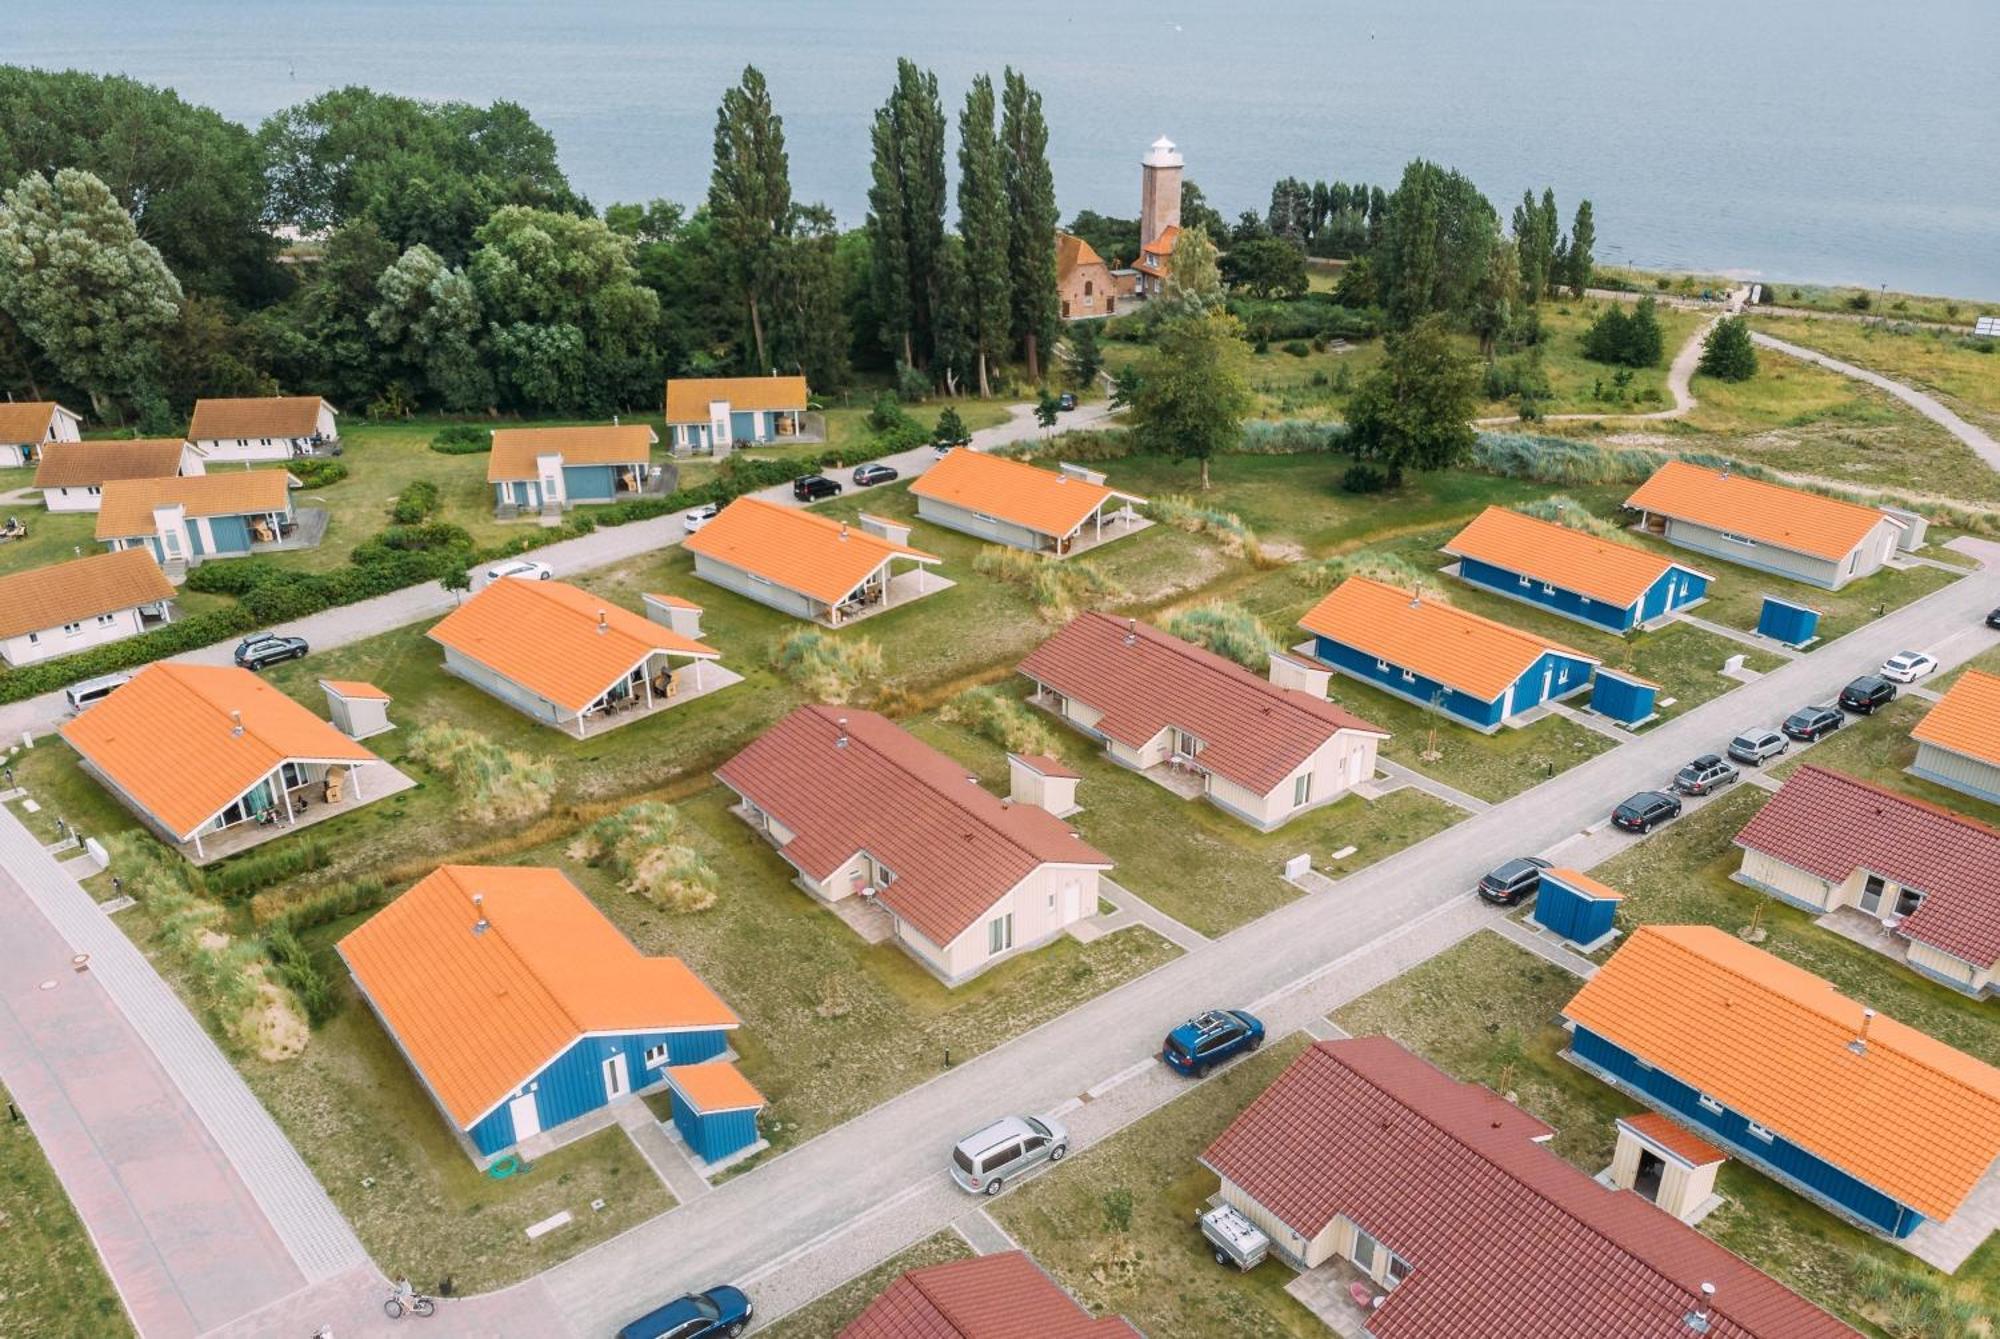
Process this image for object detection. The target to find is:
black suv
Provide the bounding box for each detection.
[1476,856,1552,906]
[1783,705,1844,742]
[792,474,842,501]
[1672,754,1741,796]
[1612,790,1682,834]
[1838,675,1897,714]
[234,632,309,670]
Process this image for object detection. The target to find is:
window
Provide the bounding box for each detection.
[1894,886,1923,917]
[25,631,39,646]
[1518,574,1531,588]
[94,613,116,627]
[87,485,101,496]
[1746,1121,1774,1143]
[1374,658,1390,672]
[644,1042,670,1069]
[1697,1092,1724,1115]
[748,572,772,586]
[62,621,82,636]
[1721,531,1756,547]
[1293,772,1313,807]
[988,913,1014,956]
[1385,1253,1412,1290]
[1541,582,1556,595]
[1400,669,1416,683]
[1084,280,1094,296]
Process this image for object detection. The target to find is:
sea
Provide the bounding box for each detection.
[5,0,1997,300]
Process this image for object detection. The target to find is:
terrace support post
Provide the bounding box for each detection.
[280,773,295,825]
[351,764,365,801]
[191,830,204,860]
[643,667,655,710]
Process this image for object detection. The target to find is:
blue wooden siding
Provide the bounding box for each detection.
[1639,566,1710,622]
[466,1026,729,1156]
[208,514,252,553]
[1590,672,1658,725]
[670,1096,762,1163]
[186,521,207,557]
[1532,873,1618,945]
[1569,1026,1921,1236]
[1310,634,1505,729]
[1757,597,1822,646]
[729,410,758,442]
[564,464,618,501]
[495,480,541,508]
[1457,556,1633,632]
[1510,650,1595,713]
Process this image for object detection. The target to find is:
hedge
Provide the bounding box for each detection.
[289,459,349,488]
[390,478,441,523]
[429,424,489,454]
[206,837,332,901]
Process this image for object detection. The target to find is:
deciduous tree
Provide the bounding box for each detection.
[866,60,948,372]
[1161,225,1224,316]
[371,244,489,409]
[1343,315,1479,486]
[1125,308,1253,489]
[1221,236,1308,299]
[1374,160,1497,328]
[956,76,1011,396]
[1565,199,1595,297]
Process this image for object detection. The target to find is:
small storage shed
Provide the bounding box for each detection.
[663,1060,766,1166]
[1757,596,1821,647]
[1588,669,1658,727]
[642,592,705,641]
[320,679,393,740]
[1610,1111,1728,1225]
[1007,753,1082,818]
[1531,867,1622,951]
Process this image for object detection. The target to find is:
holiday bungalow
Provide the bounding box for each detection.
[486,424,658,516]
[1734,764,2000,997]
[683,495,944,625]
[186,395,338,463]
[717,706,1114,986]
[841,1251,1141,1339]
[1442,505,1712,632]
[96,471,297,568]
[912,449,1146,557]
[338,864,748,1163]
[1911,668,2000,807]
[1202,1036,1852,1337]
[426,577,732,737]
[1017,612,1387,829]
[1298,576,1600,732]
[1563,924,2000,1247]
[1056,231,1119,320]
[1625,460,1908,590]
[60,662,407,863]
[0,400,82,467]
[0,548,175,667]
[663,375,810,454]
[35,438,200,513]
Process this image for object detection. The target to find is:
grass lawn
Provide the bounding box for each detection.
[1332,931,2000,1335]
[1477,299,1709,420]
[991,1035,1327,1339]
[1681,558,1962,645]
[759,1231,973,1338]
[1104,338,1380,425]
[0,1083,134,1339]
[1749,315,2000,430]
[1756,283,1984,329]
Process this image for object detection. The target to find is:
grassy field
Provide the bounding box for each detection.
[1478,299,1709,420]
[0,1084,135,1339]
[1332,931,2000,1335]
[992,1036,1325,1339]
[1756,283,1986,328]
[759,1231,975,1338]
[1103,338,1378,424]
[1749,315,2000,429]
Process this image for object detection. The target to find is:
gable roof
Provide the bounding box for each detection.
[912,450,1135,539]
[1018,612,1385,795]
[1912,668,2000,771]
[840,1251,1140,1339]
[717,707,1110,947]
[1620,1111,1728,1168]
[1056,231,1107,278]
[664,375,809,422]
[1138,223,1180,261]
[1202,1037,1853,1339]
[1563,924,2000,1221]
[684,496,939,606]
[1734,764,2000,969]
[187,395,331,441]
[96,471,292,539]
[1625,460,1898,562]
[0,547,175,640]
[487,425,657,482]
[1298,576,1600,702]
[1442,506,1710,607]
[0,401,78,443]
[426,579,717,714]
[60,663,376,839]
[337,865,737,1128]
[34,439,188,489]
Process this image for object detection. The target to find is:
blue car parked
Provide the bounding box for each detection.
[616,1285,752,1339]
[1162,1009,1264,1077]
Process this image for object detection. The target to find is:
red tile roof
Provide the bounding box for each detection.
[187,395,332,442]
[1056,231,1108,278]
[716,707,1110,947]
[840,1251,1139,1339]
[0,547,174,640]
[1202,1038,1853,1339]
[1625,460,1899,563]
[1734,765,2000,969]
[1013,753,1080,780]
[1018,613,1386,796]
[34,438,188,489]
[1442,505,1710,608]
[1620,1111,1728,1168]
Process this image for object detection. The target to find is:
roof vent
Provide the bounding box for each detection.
[229,709,244,738]
[1684,1282,1716,1333]
[596,610,609,635]
[835,716,849,748]
[472,893,489,935]
[1123,618,1138,647]
[839,523,848,541]
[1849,1007,1875,1056]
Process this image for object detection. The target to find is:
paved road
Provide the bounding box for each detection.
[510,545,2000,1336]
[0,398,1118,744]
[1752,331,2000,471]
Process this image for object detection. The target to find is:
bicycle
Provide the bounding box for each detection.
[384,1279,437,1319]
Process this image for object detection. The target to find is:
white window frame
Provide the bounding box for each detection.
[1374,658,1390,672]
[644,1042,670,1070]
[1697,1092,1724,1115]
[1400,669,1416,683]
[987,912,1014,956]
[62,621,83,636]
[1721,531,1756,547]
[1746,1121,1774,1142]
[1517,574,1531,588]
[1293,772,1312,807]
[748,572,773,587]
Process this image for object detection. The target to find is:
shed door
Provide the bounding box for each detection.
[602,1053,630,1100]
[1061,880,1080,922]
[508,1092,541,1140]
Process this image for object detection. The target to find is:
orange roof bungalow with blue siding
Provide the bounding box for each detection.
[337,865,748,1163]
[1442,506,1712,633]
[1298,577,1601,733]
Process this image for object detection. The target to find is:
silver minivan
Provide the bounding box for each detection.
[949,1114,1068,1196]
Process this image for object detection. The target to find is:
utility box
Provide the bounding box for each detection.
[1531,867,1623,952]
[319,680,393,740]
[1589,669,1659,727]
[642,593,705,641]
[1756,596,1821,648]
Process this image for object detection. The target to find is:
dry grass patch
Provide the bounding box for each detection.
[936,684,1064,757]
[1163,601,1278,670]
[771,629,886,703]
[404,723,555,822]
[568,801,720,912]
[972,545,1129,622]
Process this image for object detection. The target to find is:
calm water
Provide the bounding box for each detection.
[6,0,1997,299]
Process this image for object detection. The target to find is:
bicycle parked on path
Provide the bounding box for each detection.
[384,1279,436,1319]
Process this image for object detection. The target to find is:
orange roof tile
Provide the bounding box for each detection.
[60,663,377,839]
[912,449,1138,539]
[664,1060,764,1113]
[684,496,939,606]
[1563,925,2000,1220]
[427,579,717,714]
[338,866,738,1127]
[187,395,332,441]
[1056,231,1107,277]
[1625,460,1900,562]
[1619,1111,1727,1167]
[487,424,656,482]
[0,548,174,640]
[1298,576,1599,702]
[643,593,702,611]
[1140,223,1180,258]
[664,375,809,423]
[1543,867,1624,901]
[319,679,390,701]
[0,400,79,443]
[1443,506,1710,608]
[34,439,188,489]
[1912,669,2000,770]
[96,471,292,539]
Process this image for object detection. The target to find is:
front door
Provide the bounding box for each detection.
[1540,664,1553,701]
[602,1053,629,1101]
[508,1092,541,1141]
[1635,1148,1665,1203]
[1061,880,1080,922]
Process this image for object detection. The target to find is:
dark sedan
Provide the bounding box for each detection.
[1612,790,1682,834]
[1476,856,1552,906]
[616,1285,752,1339]
[1782,705,1844,742]
[233,633,309,670]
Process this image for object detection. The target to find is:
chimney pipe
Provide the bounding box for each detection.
[230,709,244,737]
[1684,1281,1716,1333]
[472,892,489,935]
[1850,1007,1875,1055]
[1123,617,1137,647]
[839,523,848,541]
[835,716,849,748]
[596,610,608,634]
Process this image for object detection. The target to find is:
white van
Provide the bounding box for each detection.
[65,672,133,713]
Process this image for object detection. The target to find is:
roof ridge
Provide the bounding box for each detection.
[1791,763,2000,839]
[1095,611,1364,730]
[1344,576,1593,658]
[435,866,590,1040]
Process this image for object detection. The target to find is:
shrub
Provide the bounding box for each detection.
[990,428,1135,464]
[1238,419,1343,455]
[1143,495,1276,567]
[1281,340,1311,358]
[1293,549,1442,594]
[1165,601,1277,670]
[938,685,1062,757]
[253,878,387,933]
[972,546,1128,622]
[0,605,260,704]
[430,423,490,454]
[107,834,263,1035]
[405,723,556,823]
[264,925,337,1027]
[1470,432,1661,486]
[1340,462,1389,494]
[207,837,331,900]
[1580,296,1664,368]
[289,459,349,488]
[867,391,914,434]
[1697,315,1759,382]
[568,802,719,912]
[390,478,441,523]
[771,630,886,704]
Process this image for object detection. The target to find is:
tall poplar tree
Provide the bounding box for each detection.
[865,59,947,372]
[1000,68,1059,382]
[707,66,792,371]
[1566,199,1595,297]
[1512,190,1549,304]
[956,75,1011,397]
